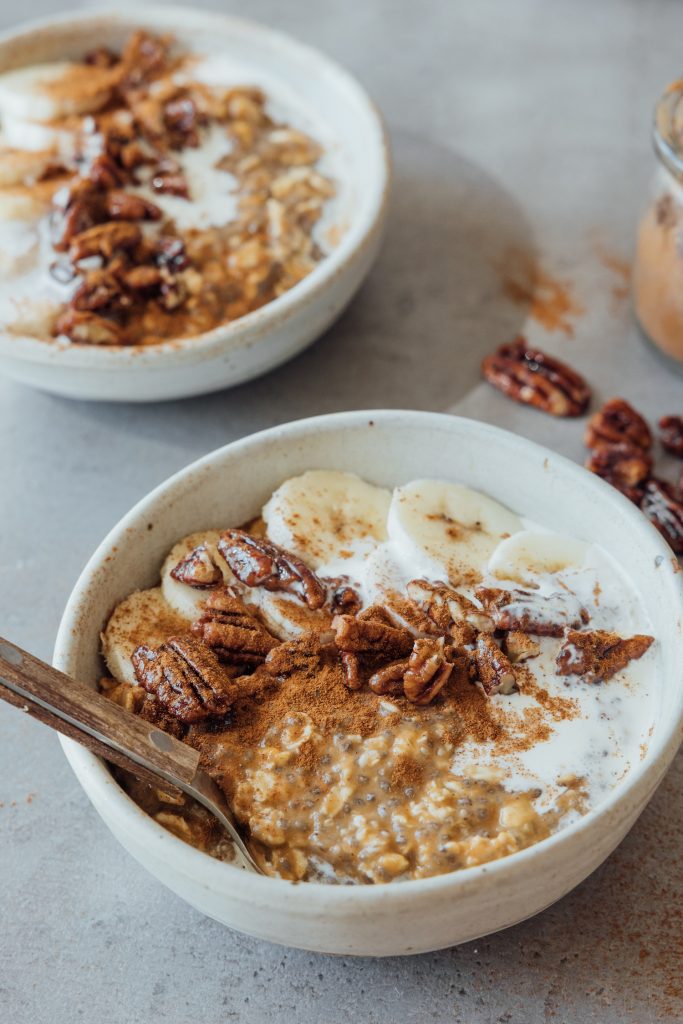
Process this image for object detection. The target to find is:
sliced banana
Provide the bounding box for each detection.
[387,480,522,584]
[1,113,81,158]
[250,591,332,641]
[0,173,70,220]
[102,587,192,686]
[0,147,57,186]
[488,530,589,585]
[160,530,238,620]
[0,62,116,121]
[263,470,391,570]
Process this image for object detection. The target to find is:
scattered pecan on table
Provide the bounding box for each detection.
[585,442,653,503]
[639,478,683,554]
[584,398,652,451]
[480,337,591,417]
[556,628,654,684]
[171,544,223,588]
[192,588,279,667]
[217,529,326,609]
[132,635,237,724]
[658,415,683,458]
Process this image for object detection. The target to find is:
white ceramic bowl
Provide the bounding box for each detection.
[0,8,389,402]
[54,411,683,955]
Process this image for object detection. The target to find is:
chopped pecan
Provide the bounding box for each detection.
[474,635,517,695]
[640,478,683,554]
[105,190,162,221]
[192,588,279,667]
[659,415,683,458]
[87,154,122,190]
[586,442,652,502]
[132,635,236,724]
[332,610,414,660]
[151,164,190,198]
[407,579,494,638]
[585,398,652,451]
[556,628,654,683]
[503,630,541,663]
[481,338,590,417]
[324,577,362,616]
[53,308,124,345]
[265,633,325,677]
[155,235,189,270]
[217,529,326,610]
[368,658,408,696]
[84,46,119,69]
[171,544,222,588]
[475,585,589,636]
[123,265,163,291]
[51,195,104,251]
[164,96,204,146]
[71,269,129,313]
[340,651,363,690]
[69,221,141,261]
[403,637,454,705]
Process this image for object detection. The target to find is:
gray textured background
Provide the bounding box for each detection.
[1,1,681,1022]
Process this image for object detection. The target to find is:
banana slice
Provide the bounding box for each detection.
[488,530,589,585]
[387,480,522,584]
[1,113,81,158]
[102,588,192,686]
[160,530,239,620]
[0,62,116,121]
[263,470,391,570]
[0,147,57,186]
[0,173,70,220]
[250,591,332,641]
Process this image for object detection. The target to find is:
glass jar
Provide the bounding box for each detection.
[633,80,683,366]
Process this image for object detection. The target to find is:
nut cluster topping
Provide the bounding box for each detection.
[132,634,237,724]
[217,529,326,609]
[40,30,334,347]
[481,337,591,417]
[556,629,654,684]
[192,588,279,667]
[170,544,222,588]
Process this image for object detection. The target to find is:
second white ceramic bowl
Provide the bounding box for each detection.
[54,411,683,954]
[0,8,389,402]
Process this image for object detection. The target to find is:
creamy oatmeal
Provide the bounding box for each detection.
[101,471,656,884]
[0,31,337,346]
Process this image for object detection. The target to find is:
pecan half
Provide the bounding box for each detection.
[340,651,363,690]
[105,190,162,221]
[585,442,652,503]
[192,588,279,667]
[368,659,407,696]
[584,398,652,451]
[171,544,222,588]
[556,628,654,683]
[407,579,493,638]
[132,635,236,723]
[474,635,517,695]
[53,308,124,345]
[503,630,541,663]
[69,221,141,261]
[481,338,590,417]
[332,610,414,660]
[475,586,589,636]
[217,529,326,610]
[324,577,362,616]
[403,637,454,705]
[659,415,683,458]
[640,478,683,554]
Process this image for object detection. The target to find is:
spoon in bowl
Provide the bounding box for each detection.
[0,636,262,874]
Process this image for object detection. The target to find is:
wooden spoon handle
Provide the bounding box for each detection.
[0,636,199,790]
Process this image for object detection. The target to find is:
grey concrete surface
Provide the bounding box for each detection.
[1,1,681,1022]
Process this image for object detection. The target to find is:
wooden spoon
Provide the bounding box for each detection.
[0,636,262,874]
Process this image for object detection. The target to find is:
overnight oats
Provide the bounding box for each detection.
[0,30,336,346]
[100,471,657,884]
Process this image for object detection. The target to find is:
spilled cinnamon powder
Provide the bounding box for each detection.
[501,249,583,337]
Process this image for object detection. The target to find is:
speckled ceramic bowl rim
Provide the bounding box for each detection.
[55,411,683,910]
[0,7,391,370]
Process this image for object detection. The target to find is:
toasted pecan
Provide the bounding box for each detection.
[556,628,654,683]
